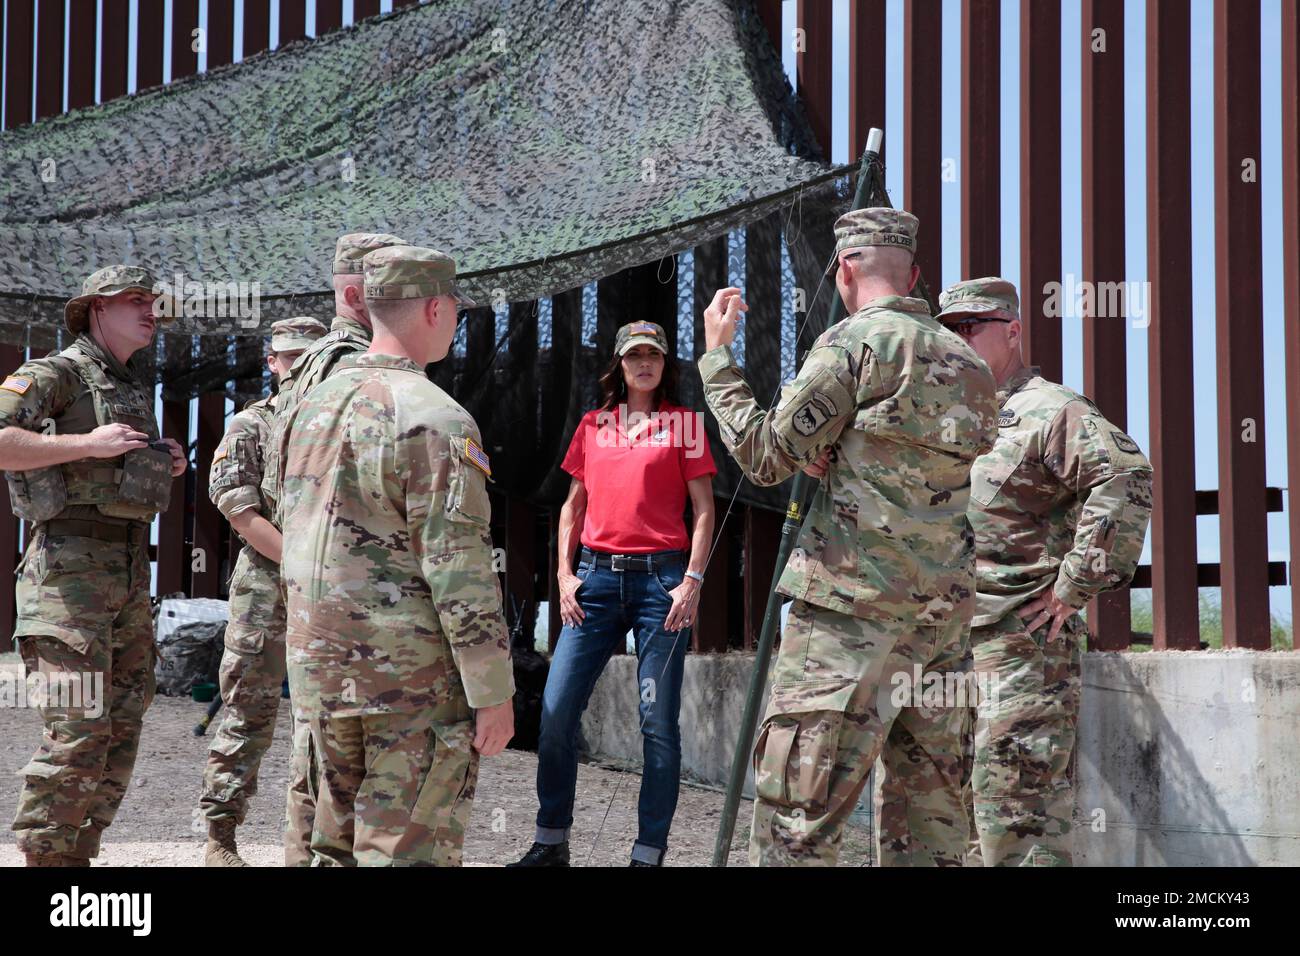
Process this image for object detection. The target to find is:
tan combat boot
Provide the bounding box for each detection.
[204,819,249,867]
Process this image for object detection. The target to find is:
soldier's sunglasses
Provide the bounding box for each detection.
[949,317,1013,337]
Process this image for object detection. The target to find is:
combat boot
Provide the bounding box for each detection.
[204,819,249,867]
[507,841,570,867]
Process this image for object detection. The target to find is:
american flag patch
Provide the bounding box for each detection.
[464,437,492,478]
[628,322,658,334]
[1,376,32,395]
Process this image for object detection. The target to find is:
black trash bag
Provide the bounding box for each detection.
[154,620,225,698]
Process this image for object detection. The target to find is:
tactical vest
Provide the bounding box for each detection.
[5,344,171,524]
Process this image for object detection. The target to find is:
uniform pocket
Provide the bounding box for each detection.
[41,535,103,577]
[19,760,63,783]
[224,625,266,655]
[6,467,67,524]
[20,538,50,586]
[117,446,173,508]
[443,437,491,525]
[753,677,857,816]
[409,719,478,837]
[223,562,267,654]
[232,437,259,486]
[970,434,1027,508]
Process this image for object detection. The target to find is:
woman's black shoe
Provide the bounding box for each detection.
[507,841,570,867]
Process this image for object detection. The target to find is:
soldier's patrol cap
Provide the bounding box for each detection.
[615,321,668,356]
[832,207,919,257]
[935,277,1020,324]
[64,265,175,334]
[333,232,410,275]
[270,316,328,353]
[362,246,476,307]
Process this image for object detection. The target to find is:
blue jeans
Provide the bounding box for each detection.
[535,550,690,864]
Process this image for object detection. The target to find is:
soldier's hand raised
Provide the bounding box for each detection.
[83,422,150,458]
[472,700,515,757]
[703,287,748,351]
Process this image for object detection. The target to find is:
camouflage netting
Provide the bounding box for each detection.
[0,0,860,508]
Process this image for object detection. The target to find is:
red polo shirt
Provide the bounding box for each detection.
[561,403,717,554]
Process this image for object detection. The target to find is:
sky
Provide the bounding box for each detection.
[3,0,1294,623]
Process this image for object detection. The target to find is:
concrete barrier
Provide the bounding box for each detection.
[580,652,772,796]
[1075,650,1300,866]
[578,649,1300,865]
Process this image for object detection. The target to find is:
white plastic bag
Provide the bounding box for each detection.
[155,597,229,646]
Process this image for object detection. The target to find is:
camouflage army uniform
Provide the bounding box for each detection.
[261,232,408,864]
[699,210,997,866]
[280,245,510,866]
[2,266,176,863]
[964,365,1151,865]
[200,397,282,834]
[916,277,1154,867]
[198,317,325,867]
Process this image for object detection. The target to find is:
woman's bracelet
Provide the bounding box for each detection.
[684,570,704,584]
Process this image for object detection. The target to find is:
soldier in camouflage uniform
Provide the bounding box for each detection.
[698,210,998,866]
[262,232,408,864]
[199,316,327,867]
[0,266,186,866]
[932,277,1152,866]
[279,246,515,866]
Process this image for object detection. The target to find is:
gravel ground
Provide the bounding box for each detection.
[0,654,874,867]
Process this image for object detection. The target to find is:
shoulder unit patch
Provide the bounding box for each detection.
[791,392,839,437]
[1111,430,1141,454]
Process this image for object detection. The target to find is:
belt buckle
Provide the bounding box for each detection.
[610,553,629,572]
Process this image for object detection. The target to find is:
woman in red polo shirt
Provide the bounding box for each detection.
[510,321,716,868]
